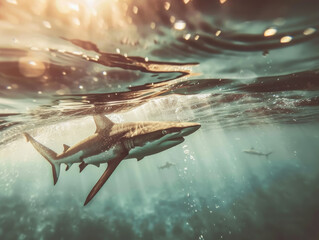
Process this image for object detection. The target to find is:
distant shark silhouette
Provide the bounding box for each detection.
[24,115,200,205]
[243,147,272,158]
[158,161,176,170]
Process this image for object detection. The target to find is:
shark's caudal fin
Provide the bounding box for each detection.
[265,152,272,158]
[93,114,114,133]
[24,133,61,185]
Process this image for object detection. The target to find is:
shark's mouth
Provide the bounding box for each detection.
[165,136,184,144]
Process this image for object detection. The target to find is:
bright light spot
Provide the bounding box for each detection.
[183,0,190,4]
[164,2,170,10]
[6,86,12,90]
[303,27,316,36]
[42,21,52,29]
[116,48,120,54]
[29,61,37,66]
[55,0,80,14]
[79,85,83,89]
[6,0,17,5]
[174,20,186,30]
[133,6,138,14]
[72,17,81,26]
[264,28,277,37]
[220,0,227,4]
[19,57,46,78]
[280,36,292,43]
[215,30,221,36]
[184,33,191,40]
[170,16,176,23]
[68,2,79,11]
[102,71,107,76]
[194,35,200,40]
[145,57,149,62]
[38,91,43,94]
[150,22,156,29]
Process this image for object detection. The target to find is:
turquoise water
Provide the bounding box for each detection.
[1,0,319,239]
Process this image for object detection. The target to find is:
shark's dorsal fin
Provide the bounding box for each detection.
[63,144,70,153]
[93,115,114,133]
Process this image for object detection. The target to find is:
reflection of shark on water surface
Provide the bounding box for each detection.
[24,115,200,205]
[243,147,272,158]
[158,161,176,170]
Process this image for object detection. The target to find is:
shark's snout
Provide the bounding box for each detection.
[180,123,201,136]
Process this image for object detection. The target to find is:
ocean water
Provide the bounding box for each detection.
[1,0,319,239]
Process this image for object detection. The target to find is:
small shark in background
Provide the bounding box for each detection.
[158,161,176,170]
[243,147,272,158]
[24,115,200,205]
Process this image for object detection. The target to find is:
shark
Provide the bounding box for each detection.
[243,147,272,158]
[158,161,176,170]
[24,115,200,205]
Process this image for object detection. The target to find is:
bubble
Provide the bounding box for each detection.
[303,27,316,36]
[174,20,186,30]
[280,36,292,43]
[170,16,176,23]
[132,6,138,14]
[164,2,170,10]
[18,57,46,78]
[150,22,156,29]
[42,21,52,29]
[184,33,191,40]
[264,28,277,37]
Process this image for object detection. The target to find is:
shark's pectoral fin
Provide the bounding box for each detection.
[84,153,126,206]
[63,144,70,153]
[93,114,114,133]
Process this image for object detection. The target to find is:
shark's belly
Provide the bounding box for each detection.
[125,139,165,160]
[83,144,122,164]
[58,151,83,164]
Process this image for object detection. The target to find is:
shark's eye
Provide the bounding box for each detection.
[162,130,168,135]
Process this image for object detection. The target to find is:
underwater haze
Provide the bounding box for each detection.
[1,0,319,239]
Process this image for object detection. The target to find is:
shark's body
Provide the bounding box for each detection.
[24,115,200,205]
[243,148,272,158]
[158,161,176,170]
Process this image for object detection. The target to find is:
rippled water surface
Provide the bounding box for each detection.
[1,0,319,239]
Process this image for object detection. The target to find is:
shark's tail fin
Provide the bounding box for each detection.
[265,152,272,158]
[24,133,60,185]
